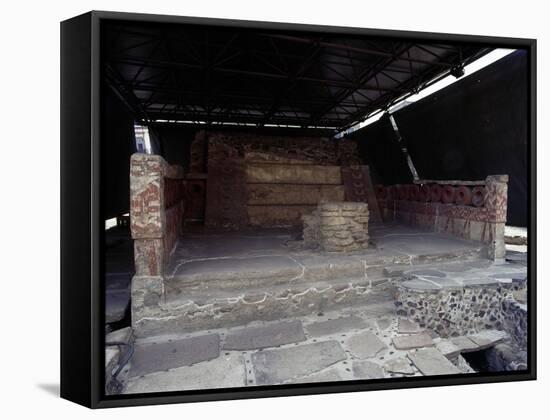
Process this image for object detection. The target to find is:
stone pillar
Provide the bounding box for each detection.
[485,175,509,259]
[130,153,184,276]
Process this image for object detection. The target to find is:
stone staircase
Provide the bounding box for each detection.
[131,229,490,338]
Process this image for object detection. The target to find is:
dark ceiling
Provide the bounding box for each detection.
[102,20,492,135]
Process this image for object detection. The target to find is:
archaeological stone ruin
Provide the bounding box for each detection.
[98,129,529,395]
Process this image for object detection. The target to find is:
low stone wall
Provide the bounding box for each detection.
[395,277,527,341]
[376,175,508,259]
[303,202,369,252]
[502,298,528,349]
[130,153,185,276]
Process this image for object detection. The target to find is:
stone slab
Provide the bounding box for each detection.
[450,336,479,353]
[392,333,434,350]
[397,319,422,334]
[124,353,245,393]
[377,317,393,330]
[400,279,442,292]
[106,327,133,345]
[346,331,387,359]
[467,330,508,350]
[408,348,461,376]
[513,289,527,304]
[305,316,370,337]
[129,334,220,378]
[435,340,462,360]
[223,320,306,350]
[106,347,120,371]
[251,341,346,385]
[384,357,415,375]
[352,360,385,379]
[384,265,410,277]
[288,367,345,384]
[406,269,447,278]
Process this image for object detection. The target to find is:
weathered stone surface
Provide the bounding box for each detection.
[223,320,306,350]
[303,201,369,252]
[205,156,248,229]
[288,367,345,384]
[397,319,422,334]
[105,347,121,395]
[106,347,120,371]
[246,163,342,185]
[247,184,345,205]
[124,353,245,394]
[384,357,415,375]
[346,331,387,358]
[133,238,165,277]
[406,269,446,278]
[130,153,185,276]
[135,226,503,336]
[305,316,370,337]
[377,317,393,330]
[392,333,434,350]
[408,348,461,376]
[352,360,385,379]
[435,340,461,360]
[450,336,479,353]
[106,327,133,345]
[248,205,316,227]
[251,341,346,385]
[129,334,220,378]
[467,330,508,350]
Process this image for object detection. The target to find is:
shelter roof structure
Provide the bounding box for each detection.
[103,20,491,135]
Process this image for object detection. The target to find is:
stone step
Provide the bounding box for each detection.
[166,244,487,293]
[134,239,489,338]
[134,276,396,338]
[164,275,390,308]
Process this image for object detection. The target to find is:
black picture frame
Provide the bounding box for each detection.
[60,10,537,409]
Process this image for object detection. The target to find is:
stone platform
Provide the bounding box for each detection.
[116,274,525,394]
[132,224,491,337]
[111,242,528,394]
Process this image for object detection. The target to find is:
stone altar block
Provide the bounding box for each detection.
[303,202,369,252]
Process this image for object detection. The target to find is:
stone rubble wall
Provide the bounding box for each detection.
[303,202,369,252]
[501,298,528,349]
[376,175,508,259]
[395,277,527,344]
[130,153,185,276]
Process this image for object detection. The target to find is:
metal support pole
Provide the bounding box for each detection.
[388,112,419,181]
